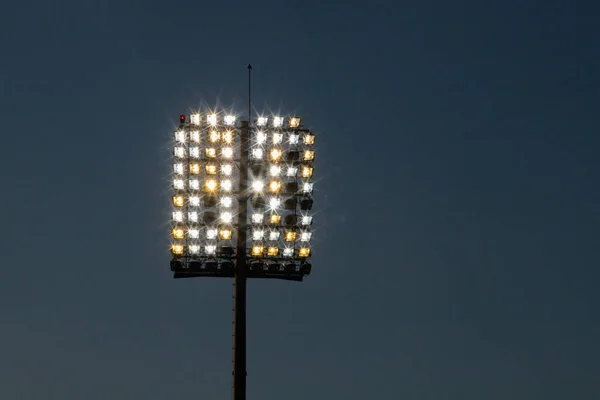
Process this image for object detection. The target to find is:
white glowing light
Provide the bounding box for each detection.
[206,229,218,239]
[269,231,280,240]
[174,131,186,143]
[221,164,233,175]
[189,179,200,190]
[273,116,284,127]
[220,212,233,223]
[189,196,201,206]
[283,248,294,257]
[189,229,200,239]
[273,133,283,144]
[222,147,234,159]
[289,134,299,145]
[221,180,233,192]
[207,114,218,126]
[173,179,184,190]
[301,232,312,242]
[190,114,201,126]
[256,131,267,144]
[269,165,281,176]
[257,117,268,126]
[301,216,313,226]
[269,197,281,209]
[302,182,313,194]
[251,213,264,224]
[205,245,216,255]
[174,147,185,158]
[224,115,236,126]
[286,167,298,177]
[190,131,200,143]
[252,230,264,240]
[188,212,199,222]
[221,196,233,208]
[172,211,184,222]
[252,180,264,192]
[189,245,200,254]
[173,163,184,175]
[189,147,200,158]
[252,148,263,159]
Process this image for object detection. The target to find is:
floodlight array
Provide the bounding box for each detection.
[170,112,240,269]
[170,112,315,279]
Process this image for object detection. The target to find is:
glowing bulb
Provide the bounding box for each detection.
[221,180,232,192]
[222,147,234,159]
[189,245,200,254]
[206,164,217,175]
[304,134,315,145]
[206,148,217,158]
[205,245,216,255]
[205,179,218,192]
[222,130,234,144]
[252,148,263,159]
[303,150,315,161]
[190,131,200,143]
[189,229,200,238]
[302,182,313,194]
[269,165,281,176]
[269,214,281,224]
[188,211,198,222]
[189,147,200,158]
[269,197,281,209]
[173,179,184,190]
[220,211,233,223]
[190,114,201,126]
[252,180,264,192]
[174,147,185,158]
[172,196,184,207]
[289,134,299,144]
[256,131,267,144]
[285,231,297,242]
[251,245,264,257]
[189,163,201,175]
[252,230,264,240]
[206,229,218,239]
[273,133,283,144]
[174,131,186,142]
[270,148,282,161]
[286,167,297,177]
[221,164,233,175]
[224,115,236,126]
[171,244,184,255]
[267,247,279,256]
[301,166,313,178]
[273,116,284,127]
[283,248,294,257]
[299,247,311,257]
[251,213,264,224]
[219,229,233,240]
[269,180,281,193]
[289,117,301,128]
[300,232,312,242]
[207,114,217,126]
[172,227,184,239]
[189,179,200,190]
[174,163,184,175]
[172,211,184,222]
[221,196,233,208]
[189,196,200,206]
[209,130,220,143]
[269,231,280,240]
[257,117,268,126]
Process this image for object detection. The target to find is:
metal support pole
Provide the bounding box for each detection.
[233,120,249,400]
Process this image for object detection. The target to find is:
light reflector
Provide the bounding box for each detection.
[224,115,236,126]
[289,117,301,128]
[207,114,218,126]
[257,117,268,126]
[273,116,284,127]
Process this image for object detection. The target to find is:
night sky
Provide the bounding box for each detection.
[1,0,599,399]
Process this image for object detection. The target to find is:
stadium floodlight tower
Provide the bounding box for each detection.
[169,106,316,400]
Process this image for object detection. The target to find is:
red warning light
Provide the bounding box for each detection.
[179,114,186,124]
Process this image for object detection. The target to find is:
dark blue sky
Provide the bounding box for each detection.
[1,0,599,398]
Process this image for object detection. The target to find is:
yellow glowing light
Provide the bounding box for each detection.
[301,166,313,178]
[219,229,233,240]
[251,245,264,257]
[222,130,234,144]
[172,228,185,239]
[205,179,218,192]
[270,148,282,161]
[289,117,301,128]
[172,196,184,207]
[209,130,220,143]
[303,150,315,161]
[267,247,279,256]
[205,164,217,175]
[189,163,201,175]
[284,231,297,242]
[171,244,184,255]
[299,247,311,257]
[206,148,217,158]
[304,134,315,145]
[270,214,281,224]
[269,180,281,193]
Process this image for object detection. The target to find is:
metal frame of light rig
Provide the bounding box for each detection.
[168,109,316,400]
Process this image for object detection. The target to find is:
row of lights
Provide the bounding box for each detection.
[181,113,302,128]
